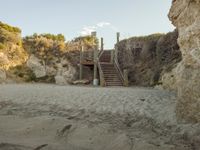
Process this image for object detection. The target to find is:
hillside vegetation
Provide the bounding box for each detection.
[23,33,97,83]
[0,22,28,70]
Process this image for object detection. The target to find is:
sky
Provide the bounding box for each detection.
[0,0,174,48]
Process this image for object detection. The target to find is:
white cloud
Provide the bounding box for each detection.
[80,21,118,36]
[96,22,111,28]
[80,26,97,36]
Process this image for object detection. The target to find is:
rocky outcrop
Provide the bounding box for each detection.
[23,34,78,84]
[27,55,46,78]
[116,34,162,86]
[55,59,77,85]
[26,54,77,84]
[161,67,177,91]
[169,0,200,122]
[116,31,181,87]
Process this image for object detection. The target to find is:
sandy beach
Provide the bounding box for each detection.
[0,84,199,150]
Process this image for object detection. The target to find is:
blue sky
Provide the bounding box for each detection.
[0,0,174,48]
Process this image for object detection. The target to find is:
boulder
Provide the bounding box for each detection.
[62,65,77,83]
[55,64,77,85]
[27,55,46,78]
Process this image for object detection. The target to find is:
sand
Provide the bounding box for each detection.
[0,84,199,150]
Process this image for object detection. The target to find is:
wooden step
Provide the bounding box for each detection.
[105,79,121,81]
[104,75,119,77]
[106,84,123,86]
[106,81,122,83]
[99,51,111,62]
[103,72,118,75]
[98,51,123,86]
[105,80,122,83]
[105,78,121,81]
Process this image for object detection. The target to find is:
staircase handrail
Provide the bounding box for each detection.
[114,58,125,84]
[98,49,104,58]
[97,61,106,86]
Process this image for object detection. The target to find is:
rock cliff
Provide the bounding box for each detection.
[116,31,181,87]
[0,21,97,85]
[23,34,97,84]
[23,34,78,84]
[169,0,200,122]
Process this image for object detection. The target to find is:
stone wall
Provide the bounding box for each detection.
[169,0,200,122]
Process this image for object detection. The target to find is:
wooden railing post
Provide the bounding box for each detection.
[101,37,104,51]
[123,69,129,86]
[111,50,114,63]
[117,32,120,43]
[92,31,99,86]
[115,32,120,63]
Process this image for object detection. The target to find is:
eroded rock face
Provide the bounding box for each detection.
[27,55,46,78]
[161,67,177,91]
[169,0,200,122]
[116,35,162,86]
[27,54,77,85]
[116,31,181,87]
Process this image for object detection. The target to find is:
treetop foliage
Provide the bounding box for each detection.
[73,35,99,47]
[27,33,66,42]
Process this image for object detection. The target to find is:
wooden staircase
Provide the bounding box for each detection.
[98,50,123,86]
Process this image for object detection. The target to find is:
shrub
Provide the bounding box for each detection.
[0,21,21,33]
[40,33,65,42]
[0,43,5,49]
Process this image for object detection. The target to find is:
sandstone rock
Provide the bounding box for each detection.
[62,65,77,83]
[116,31,181,86]
[116,35,160,86]
[26,54,77,85]
[45,66,57,76]
[27,55,46,78]
[169,0,200,122]
[55,62,77,84]
[161,67,177,91]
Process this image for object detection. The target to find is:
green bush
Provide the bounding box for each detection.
[0,21,21,33]
[0,43,5,49]
[40,33,65,42]
[73,35,99,49]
